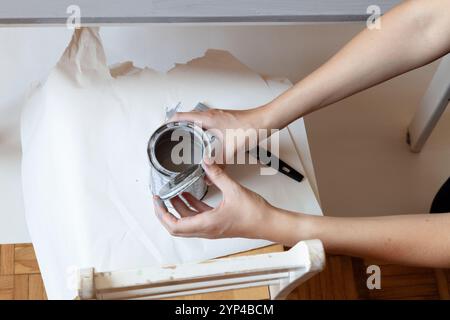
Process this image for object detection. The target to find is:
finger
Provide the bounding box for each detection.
[154,196,222,238]
[153,196,218,237]
[170,196,197,217]
[169,211,219,238]
[167,213,215,237]
[181,192,213,212]
[201,160,235,192]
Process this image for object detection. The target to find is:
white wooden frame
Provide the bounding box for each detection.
[77,239,325,300]
[408,54,450,152]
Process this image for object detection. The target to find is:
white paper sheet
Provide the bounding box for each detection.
[21,28,321,299]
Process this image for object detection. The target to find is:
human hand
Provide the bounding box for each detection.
[153,160,280,240]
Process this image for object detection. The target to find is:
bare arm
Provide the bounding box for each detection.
[263,0,450,129]
[269,210,450,268]
[155,163,450,268]
[172,0,450,155]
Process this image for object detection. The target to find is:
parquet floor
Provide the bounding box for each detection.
[288,255,450,300]
[1,243,449,300]
[0,244,46,300]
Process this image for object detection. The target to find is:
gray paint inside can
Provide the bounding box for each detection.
[148,121,211,200]
[154,129,203,173]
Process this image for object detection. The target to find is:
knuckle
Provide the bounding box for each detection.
[202,112,214,124]
[212,109,225,116]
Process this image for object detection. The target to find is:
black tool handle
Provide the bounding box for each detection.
[252,146,304,183]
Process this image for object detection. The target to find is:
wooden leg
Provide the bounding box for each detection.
[407,54,450,152]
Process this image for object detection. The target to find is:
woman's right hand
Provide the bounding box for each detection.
[170,106,269,164]
[153,160,309,245]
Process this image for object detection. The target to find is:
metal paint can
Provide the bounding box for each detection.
[148,121,213,201]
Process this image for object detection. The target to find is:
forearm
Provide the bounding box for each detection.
[259,0,450,129]
[267,209,450,268]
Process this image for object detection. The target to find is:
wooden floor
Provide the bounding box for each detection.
[288,255,450,300]
[0,244,46,300]
[1,243,449,300]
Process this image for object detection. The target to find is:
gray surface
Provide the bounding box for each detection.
[0,0,400,24]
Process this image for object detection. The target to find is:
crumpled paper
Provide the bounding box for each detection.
[21,28,321,299]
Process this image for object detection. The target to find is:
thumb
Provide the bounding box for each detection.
[201,159,234,192]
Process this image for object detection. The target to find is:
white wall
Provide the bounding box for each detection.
[0,27,72,243]
[0,24,448,243]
